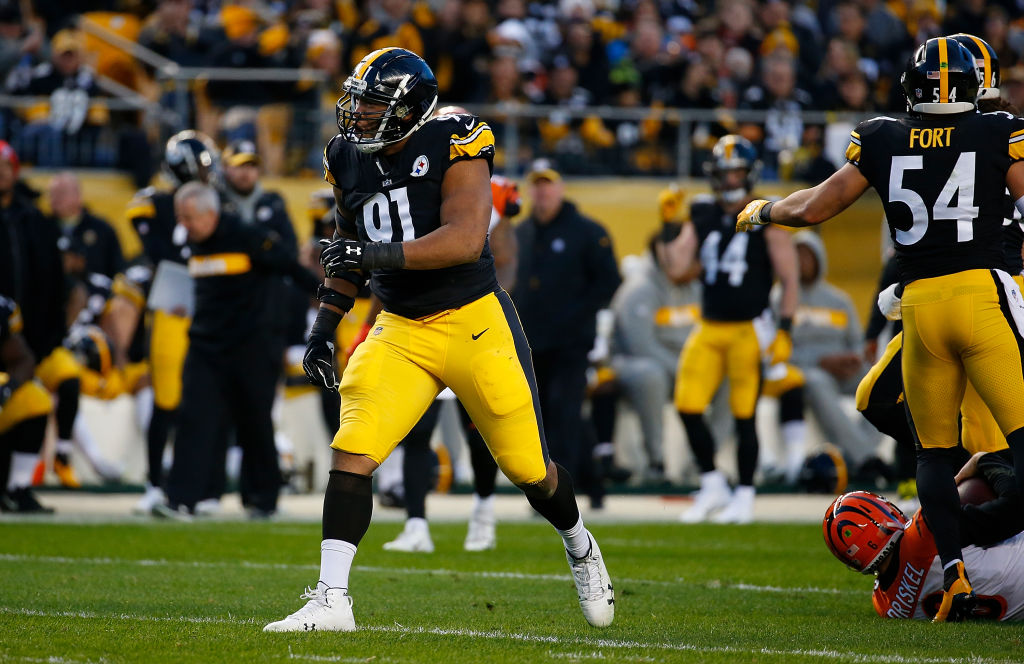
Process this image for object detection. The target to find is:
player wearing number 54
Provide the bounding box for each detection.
[736,36,1024,623]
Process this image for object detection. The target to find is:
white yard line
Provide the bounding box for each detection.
[0,606,1005,664]
[0,552,857,595]
[0,657,111,664]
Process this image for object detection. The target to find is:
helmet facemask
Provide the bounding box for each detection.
[337,73,437,154]
[823,491,909,575]
[706,135,761,206]
[710,165,756,205]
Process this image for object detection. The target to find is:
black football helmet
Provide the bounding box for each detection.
[704,135,761,205]
[901,37,980,115]
[336,47,438,154]
[164,130,221,187]
[66,325,113,376]
[949,33,1000,101]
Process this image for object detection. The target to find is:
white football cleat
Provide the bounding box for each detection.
[133,484,165,516]
[680,472,731,523]
[567,534,614,628]
[464,498,496,552]
[194,498,222,517]
[263,582,355,632]
[711,486,755,524]
[383,518,434,553]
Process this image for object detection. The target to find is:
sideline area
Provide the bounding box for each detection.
[25,490,840,524]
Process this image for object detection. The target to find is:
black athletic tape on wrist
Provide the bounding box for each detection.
[778,317,793,334]
[362,242,405,270]
[317,285,355,313]
[309,306,344,342]
[761,201,774,224]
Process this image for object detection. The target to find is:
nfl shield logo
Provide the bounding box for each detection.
[411,155,430,177]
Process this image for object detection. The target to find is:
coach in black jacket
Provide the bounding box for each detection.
[156,182,319,519]
[48,172,125,279]
[0,146,65,361]
[512,162,621,482]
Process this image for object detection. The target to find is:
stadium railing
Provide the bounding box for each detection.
[1,20,877,178]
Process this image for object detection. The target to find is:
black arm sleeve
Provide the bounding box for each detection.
[959,450,1024,548]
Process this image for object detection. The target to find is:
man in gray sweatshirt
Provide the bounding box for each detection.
[777,231,878,471]
[609,226,701,483]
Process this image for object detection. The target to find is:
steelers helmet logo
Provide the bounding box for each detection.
[411,155,429,177]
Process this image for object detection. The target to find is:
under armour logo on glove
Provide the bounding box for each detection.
[320,238,367,275]
[319,237,406,274]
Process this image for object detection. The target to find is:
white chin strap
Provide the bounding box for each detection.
[977,87,1000,101]
[356,141,384,154]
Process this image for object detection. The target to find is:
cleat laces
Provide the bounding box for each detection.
[571,551,606,602]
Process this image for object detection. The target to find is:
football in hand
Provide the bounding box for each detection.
[957,476,997,506]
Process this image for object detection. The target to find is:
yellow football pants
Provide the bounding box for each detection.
[675,319,762,418]
[79,362,149,400]
[149,309,190,410]
[34,347,81,391]
[333,291,548,486]
[902,270,1024,449]
[761,362,805,398]
[0,378,54,435]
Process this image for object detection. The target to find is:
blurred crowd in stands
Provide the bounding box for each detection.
[1,0,1023,180]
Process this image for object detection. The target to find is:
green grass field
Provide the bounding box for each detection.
[1,519,1021,663]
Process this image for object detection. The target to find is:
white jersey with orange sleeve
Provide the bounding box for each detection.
[488,174,520,232]
[872,511,1024,621]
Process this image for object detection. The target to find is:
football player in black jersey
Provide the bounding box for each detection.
[0,296,54,513]
[855,34,1023,490]
[264,48,614,633]
[127,130,220,513]
[664,135,799,524]
[736,37,1024,622]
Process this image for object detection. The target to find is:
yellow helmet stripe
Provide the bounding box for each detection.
[967,35,991,88]
[938,38,949,103]
[724,137,735,160]
[355,47,398,81]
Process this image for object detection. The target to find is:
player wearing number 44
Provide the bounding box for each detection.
[662,134,799,525]
[736,36,1024,623]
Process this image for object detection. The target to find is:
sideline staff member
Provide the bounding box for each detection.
[512,161,621,483]
[154,182,319,519]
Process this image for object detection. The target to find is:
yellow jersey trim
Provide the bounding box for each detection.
[450,123,495,161]
[188,253,252,277]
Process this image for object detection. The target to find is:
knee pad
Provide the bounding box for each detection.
[496,451,547,486]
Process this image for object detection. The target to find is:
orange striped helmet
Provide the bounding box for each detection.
[822,491,908,574]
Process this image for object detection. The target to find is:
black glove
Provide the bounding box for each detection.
[320,238,404,275]
[303,308,343,390]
